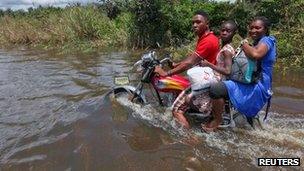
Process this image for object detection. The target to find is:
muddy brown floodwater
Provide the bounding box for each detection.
[0,48,303,170]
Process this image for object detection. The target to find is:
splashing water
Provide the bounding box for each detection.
[114,94,304,169]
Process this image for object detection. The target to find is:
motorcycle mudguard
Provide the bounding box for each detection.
[111,85,146,104]
[187,112,210,120]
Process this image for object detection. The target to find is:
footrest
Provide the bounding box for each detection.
[218,115,231,128]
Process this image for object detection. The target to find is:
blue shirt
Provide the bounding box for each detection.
[224,36,276,117]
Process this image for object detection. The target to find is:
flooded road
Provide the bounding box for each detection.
[0,48,303,170]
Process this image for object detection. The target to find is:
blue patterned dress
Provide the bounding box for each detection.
[224,36,276,117]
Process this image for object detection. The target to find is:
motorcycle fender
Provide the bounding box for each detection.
[111,85,147,104]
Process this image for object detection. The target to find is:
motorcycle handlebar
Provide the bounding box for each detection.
[133,60,142,67]
[159,58,171,64]
[159,57,174,69]
[133,53,173,69]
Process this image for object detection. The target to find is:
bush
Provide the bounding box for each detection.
[0,0,302,68]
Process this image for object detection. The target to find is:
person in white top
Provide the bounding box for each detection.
[172,20,238,128]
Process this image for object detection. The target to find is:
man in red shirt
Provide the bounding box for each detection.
[155,10,219,77]
[155,10,219,128]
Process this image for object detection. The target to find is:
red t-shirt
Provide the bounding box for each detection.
[195,32,219,65]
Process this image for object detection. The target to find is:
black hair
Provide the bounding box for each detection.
[252,16,271,36]
[194,10,209,21]
[222,20,238,32]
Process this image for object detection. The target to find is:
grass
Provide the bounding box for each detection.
[0,5,130,52]
[0,4,302,69]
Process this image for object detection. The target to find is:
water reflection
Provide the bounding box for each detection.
[124,125,172,152]
[0,49,136,169]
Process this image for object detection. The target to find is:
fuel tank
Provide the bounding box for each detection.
[152,75,190,92]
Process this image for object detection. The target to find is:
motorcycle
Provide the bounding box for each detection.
[112,51,189,105]
[111,51,264,129]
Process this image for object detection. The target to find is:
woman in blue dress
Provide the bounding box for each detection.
[202,16,277,132]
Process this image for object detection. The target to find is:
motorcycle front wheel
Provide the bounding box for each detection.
[111,86,145,105]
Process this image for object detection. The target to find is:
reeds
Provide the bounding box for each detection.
[0,5,130,51]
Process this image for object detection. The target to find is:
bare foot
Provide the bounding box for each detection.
[201,120,221,132]
[173,111,190,129]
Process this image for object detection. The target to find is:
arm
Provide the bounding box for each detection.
[200,50,233,76]
[242,41,268,60]
[169,53,201,75]
[155,53,201,76]
[172,62,181,68]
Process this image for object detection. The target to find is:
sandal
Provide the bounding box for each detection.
[218,115,231,128]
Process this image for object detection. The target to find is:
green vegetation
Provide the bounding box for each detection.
[0,5,129,51]
[0,0,303,68]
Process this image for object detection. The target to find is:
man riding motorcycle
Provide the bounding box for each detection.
[154,10,219,128]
